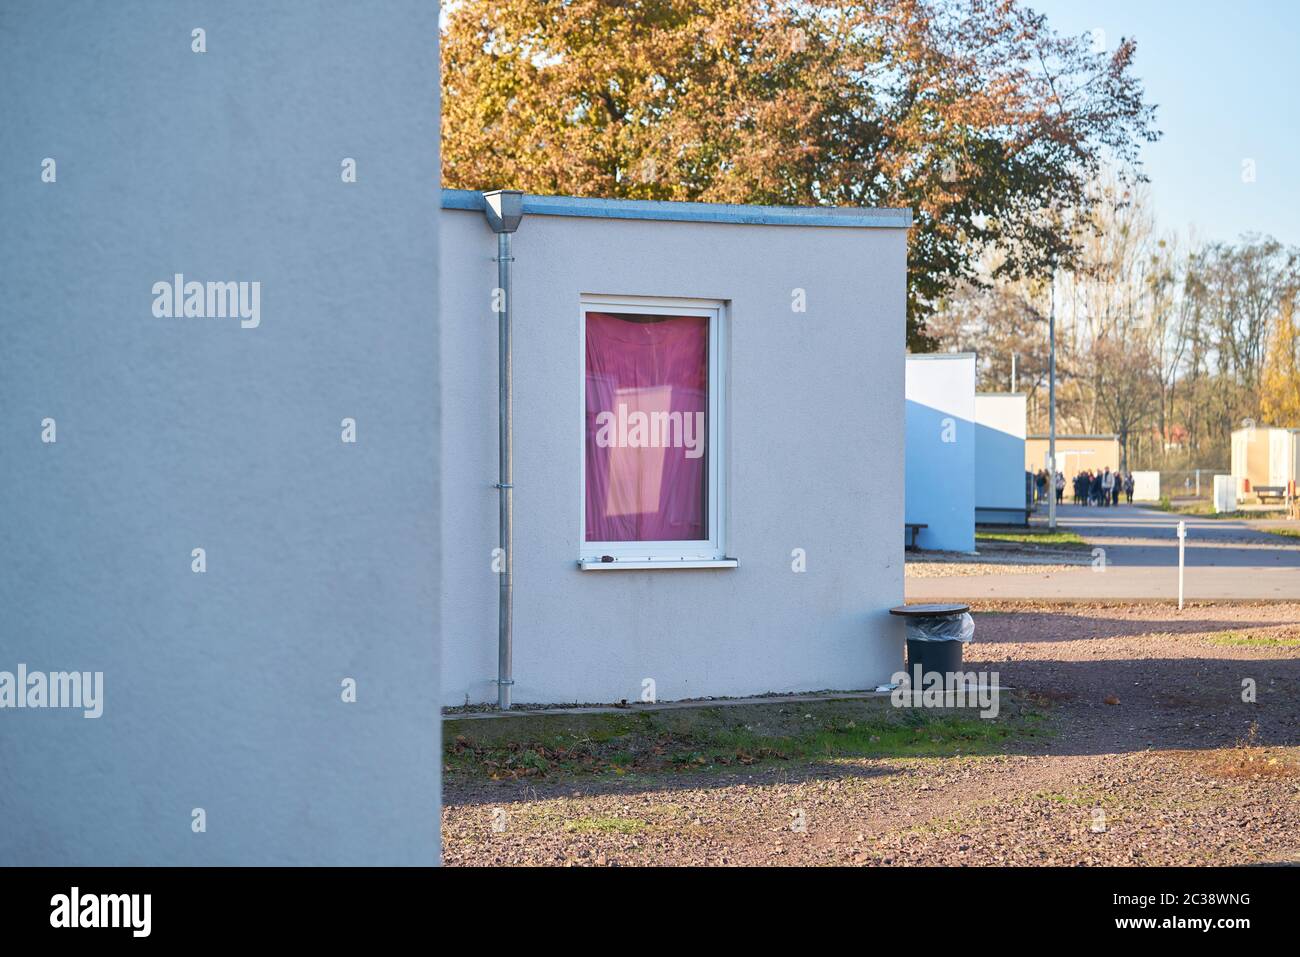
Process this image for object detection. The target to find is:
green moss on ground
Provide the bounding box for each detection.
[444,695,1049,782]
[1204,630,1300,649]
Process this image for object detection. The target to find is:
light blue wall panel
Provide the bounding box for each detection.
[0,1,440,865]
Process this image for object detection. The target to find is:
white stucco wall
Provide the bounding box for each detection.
[974,393,1027,518]
[1,1,440,865]
[904,355,976,552]
[440,199,908,706]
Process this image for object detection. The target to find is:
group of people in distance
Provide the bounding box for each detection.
[1074,467,1134,506]
[1034,467,1135,506]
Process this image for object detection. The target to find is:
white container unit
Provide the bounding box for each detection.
[974,393,1028,525]
[1213,475,1236,513]
[440,190,912,706]
[905,354,977,552]
[1231,426,1300,502]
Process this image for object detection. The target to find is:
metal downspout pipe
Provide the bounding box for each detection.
[483,190,524,710]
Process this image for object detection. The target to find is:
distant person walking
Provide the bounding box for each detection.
[1036,469,1048,505]
[1101,467,1115,507]
[1124,472,1135,504]
[1055,470,1065,505]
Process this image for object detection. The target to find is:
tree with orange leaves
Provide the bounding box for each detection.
[1261,297,1300,427]
[441,0,1159,347]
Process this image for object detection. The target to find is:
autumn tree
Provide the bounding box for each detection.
[923,272,1050,399]
[441,0,1159,346]
[1260,296,1300,427]
[1090,335,1161,470]
[1202,237,1298,396]
[931,176,1300,469]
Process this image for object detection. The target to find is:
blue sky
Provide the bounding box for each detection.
[1030,0,1300,246]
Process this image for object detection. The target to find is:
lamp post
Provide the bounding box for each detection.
[1048,276,1057,531]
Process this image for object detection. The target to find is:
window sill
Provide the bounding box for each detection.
[577,558,739,571]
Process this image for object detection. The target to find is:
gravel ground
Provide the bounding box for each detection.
[905,540,1091,578]
[442,601,1300,866]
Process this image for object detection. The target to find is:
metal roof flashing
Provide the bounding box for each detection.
[442,188,912,230]
[1028,434,1120,440]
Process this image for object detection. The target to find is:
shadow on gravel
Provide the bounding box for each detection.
[962,610,1300,756]
[443,608,1300,804]
[968,608,1300,643]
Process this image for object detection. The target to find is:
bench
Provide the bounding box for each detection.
[905,522,927,551]
[1255,486,1287,503]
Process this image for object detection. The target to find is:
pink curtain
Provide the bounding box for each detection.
[585,312,708,542]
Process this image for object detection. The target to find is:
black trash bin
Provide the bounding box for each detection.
[889,603,973,684]
[906,633,965,677]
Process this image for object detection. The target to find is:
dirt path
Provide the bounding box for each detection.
[442,602,1300,866]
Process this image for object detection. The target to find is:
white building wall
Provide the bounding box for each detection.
[1,2,441,865]
[440,199,909,706]
[1231,428,1249,498]
[1269,430,1296,488]
[905,355,977,551]
[974,393,1027,521]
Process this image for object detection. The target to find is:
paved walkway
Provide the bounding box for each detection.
[908,504,1300,601]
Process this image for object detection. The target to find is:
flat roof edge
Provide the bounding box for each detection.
[442,188,912,229]
[1027,434,1120,440]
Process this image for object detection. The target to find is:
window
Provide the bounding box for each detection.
[580,296,729,567]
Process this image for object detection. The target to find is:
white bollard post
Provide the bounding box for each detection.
[1177,520,1186,610]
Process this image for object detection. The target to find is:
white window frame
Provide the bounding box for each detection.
[578,294,731,569]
